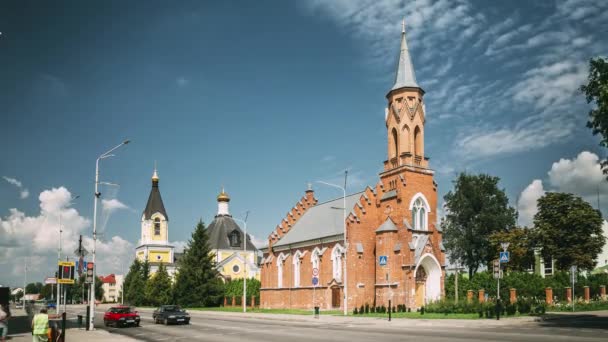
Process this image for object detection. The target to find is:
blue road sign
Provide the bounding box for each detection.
[499,252,510,263]
[312,277,319,286]
[379,255,388,266]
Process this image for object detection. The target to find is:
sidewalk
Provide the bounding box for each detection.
[7,328,139,342]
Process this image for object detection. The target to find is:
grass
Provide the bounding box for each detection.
[353,312,481,319]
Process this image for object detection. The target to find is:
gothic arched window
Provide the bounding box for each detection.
[331,244,343,282]
[391,128,399,159]
[414,126,422,157]
[293,250,303,288]
[412,198,427,231]
[154,218,161,236]
[229,230,241,247]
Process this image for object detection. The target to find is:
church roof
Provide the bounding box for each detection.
[390,21,419,91]
[143,174,168,220]
[206,215,258,251]
[272,192,364,248]
[376,217,398,233]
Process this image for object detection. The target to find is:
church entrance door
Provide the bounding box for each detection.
[331,286,341,308]
[415,267,427,308]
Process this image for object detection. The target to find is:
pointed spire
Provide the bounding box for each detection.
[391,18,419,91]
[151,162,159,186]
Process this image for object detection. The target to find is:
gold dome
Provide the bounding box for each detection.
[217,188,230,202]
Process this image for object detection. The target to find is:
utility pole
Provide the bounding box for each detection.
[57,214,62,313]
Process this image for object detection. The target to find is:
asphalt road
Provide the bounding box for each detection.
[66,306,608,342]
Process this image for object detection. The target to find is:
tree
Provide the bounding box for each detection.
[173,220,224,307]
[581,57,608,176]
[25,282,43,294]
[488,227,535,272]
[531,192,605,271]
[442,173,517,278]
[40,284,53,300]
[144,263,172,307]
[123,259,146,306]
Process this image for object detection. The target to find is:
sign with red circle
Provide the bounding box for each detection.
[312,268,319,277]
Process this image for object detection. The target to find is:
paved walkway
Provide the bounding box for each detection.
[7,328,139,341]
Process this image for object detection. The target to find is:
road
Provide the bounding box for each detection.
[64,306,608,342]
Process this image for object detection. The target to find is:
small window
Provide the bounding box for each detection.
[232,264,240,273]
[229,230,241,247]
[154,218,161,236]
[544,257,553,276]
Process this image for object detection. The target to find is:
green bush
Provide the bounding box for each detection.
[505,303,517,316]
[517,299,532,314]
[353,307,358,315]
[365,303,369,314]
[360,305,364,314]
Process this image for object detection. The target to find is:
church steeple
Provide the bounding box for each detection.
[390,19,419,92]
[383,19,428,171]
[143,167,168,220]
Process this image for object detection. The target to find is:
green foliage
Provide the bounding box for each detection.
[442,173,517,278]
[25,282,43,294]
[223,278,261,299]
[40,284,53,300]
[145,263,173,307]
[581,57,608,176]
[123,259,146,306]
[173,220,224,307]
[488,227,534,271]
[531,192,605,271]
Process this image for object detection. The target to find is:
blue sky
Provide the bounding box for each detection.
[1,0,608,285]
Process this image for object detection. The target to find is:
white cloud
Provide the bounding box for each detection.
[517,151,608,227]
[517,179,545,227]
[3,176,29,199]
[101,198,130,213]
[0,187,134,285]
[171,240,188,254]
[249,234,266,249]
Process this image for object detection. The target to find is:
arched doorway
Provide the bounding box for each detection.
[413,254,442,307]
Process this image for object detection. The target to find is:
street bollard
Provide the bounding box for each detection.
[86,306,90,331]
[61,312,66,342]
[314,306,319,319]
[495,299,502,321]
[78,314,83,327]
[388,300,392,322]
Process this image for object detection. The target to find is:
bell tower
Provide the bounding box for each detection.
[384,20,428,171]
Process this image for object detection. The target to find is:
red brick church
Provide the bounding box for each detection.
[260,22,445,311]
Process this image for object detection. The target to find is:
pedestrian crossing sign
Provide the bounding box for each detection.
[379,255,388,266]
[499,252,509,263]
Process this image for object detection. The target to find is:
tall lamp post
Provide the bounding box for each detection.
[89,140,130,331]
[233,211,250,313]
[316,174,348,316]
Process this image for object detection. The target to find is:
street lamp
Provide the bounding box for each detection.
[316,178,348,316]
[89,140,130,331]
[233,211,250,313]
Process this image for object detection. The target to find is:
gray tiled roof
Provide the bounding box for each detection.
[391,28,419,91]
[272,192,364,248]
[143,180,168,220]
[376,217,398,233]
[380,190,397,200]
[206,215,258,251]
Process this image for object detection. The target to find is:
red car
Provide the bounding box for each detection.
[103,306,141,327]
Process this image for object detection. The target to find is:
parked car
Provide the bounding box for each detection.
[46,300,56,309]
[153,305,190,325]
[103,306,141,327]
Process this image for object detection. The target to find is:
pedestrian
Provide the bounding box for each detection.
[0,304,10,342]
[31,308,49,342]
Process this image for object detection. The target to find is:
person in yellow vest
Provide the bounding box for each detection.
[31,308,49,342]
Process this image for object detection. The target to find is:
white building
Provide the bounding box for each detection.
[100,274,124,303]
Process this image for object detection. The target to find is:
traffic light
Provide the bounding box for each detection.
[57,261,75,284]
